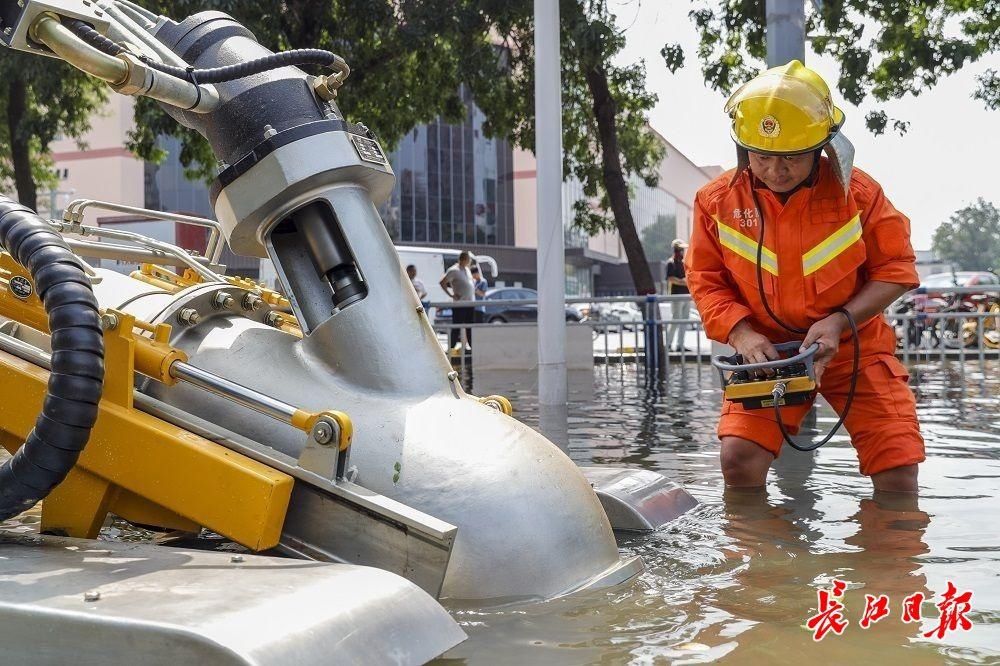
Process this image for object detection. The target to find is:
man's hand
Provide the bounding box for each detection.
[728,320,779,371]
[800,312,848,386]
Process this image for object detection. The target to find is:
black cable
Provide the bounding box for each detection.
[0,196,105,521]
[749,187,860,452]
[65,19,347,85]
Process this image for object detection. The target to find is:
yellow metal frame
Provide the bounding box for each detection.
[0,255,294,550]
[724,375,816,401]
[0,252,362,551]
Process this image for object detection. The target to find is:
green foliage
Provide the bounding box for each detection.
[456,0,664,236]
[687,1,993,135]
[132,0,471,180]
[932,198,1000,272]
[0,50,107,204]
[640,213,677,262]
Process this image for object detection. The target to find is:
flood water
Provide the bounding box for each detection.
[437,360,1000,664]
[2,360,997,664]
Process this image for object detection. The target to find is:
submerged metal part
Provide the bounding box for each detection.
[581,467,699,531]
[0,531,465,665]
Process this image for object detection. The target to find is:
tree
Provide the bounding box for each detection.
[456,0,667,294]
[131,0,471,181]
[132,0,668,294]
[0,51,107,208]
[640,213,677,263]
[684,2,995,135]
[932,199,1000,272]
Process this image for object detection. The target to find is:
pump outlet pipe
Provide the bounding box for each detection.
[0,196,105,521]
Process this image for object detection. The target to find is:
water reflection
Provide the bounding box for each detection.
[446,360,999,664]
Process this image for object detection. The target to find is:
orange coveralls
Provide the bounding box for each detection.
[685,158,925,476]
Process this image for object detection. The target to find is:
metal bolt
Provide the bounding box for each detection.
[263,124,278,139]
[99,312,119,331]
[313,421,334,445]
[230,555,244,563]
[177,308,200,326]
[415,305,424,313]
[483,399,502,412]
[447,371,458,381]
[264,311,285,328]
[243,293,263,312]
[17,0,24,8]
[83,590,101,602]
[213,291,235,309]
[3,27,11,36]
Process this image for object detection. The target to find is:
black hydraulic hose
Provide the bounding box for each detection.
[65,18,348,85]
[749,188,860,452]
[0,196,105,521]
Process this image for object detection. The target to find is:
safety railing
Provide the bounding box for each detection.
[428,294,707,374]
[428,286,1000,373]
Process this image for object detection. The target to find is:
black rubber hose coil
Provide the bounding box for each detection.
[0,196,104,522]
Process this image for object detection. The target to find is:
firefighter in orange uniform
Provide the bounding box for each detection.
[686,61,924,492]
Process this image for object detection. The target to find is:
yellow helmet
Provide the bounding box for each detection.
[724,60,845,155]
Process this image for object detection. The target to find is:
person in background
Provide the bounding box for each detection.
[440,250,475,350]
[407,264,430,312]
[665,239,691,352]
[471,265,488,322]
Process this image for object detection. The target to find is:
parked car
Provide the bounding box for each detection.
[481,287,584,323]
[919,271,999,300]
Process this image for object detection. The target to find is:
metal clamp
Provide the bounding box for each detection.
[298,412,353,480]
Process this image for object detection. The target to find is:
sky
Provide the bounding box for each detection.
[611,1,1000,251]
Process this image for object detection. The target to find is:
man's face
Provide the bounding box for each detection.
[406,267,416,278]
[748,151,815,193]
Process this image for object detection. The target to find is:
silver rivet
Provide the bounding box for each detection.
[263,124,277,139]
[230,555,244,563]
[447,371,458,381]
[313,421,334,445]
[84,590,101,602]
[178,308,200,325]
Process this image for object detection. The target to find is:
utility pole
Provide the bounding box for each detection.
[766,0,806,67]
[534,0,567,406]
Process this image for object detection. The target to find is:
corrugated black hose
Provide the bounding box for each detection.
[0,196,104,521]
[64,18,348,85]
